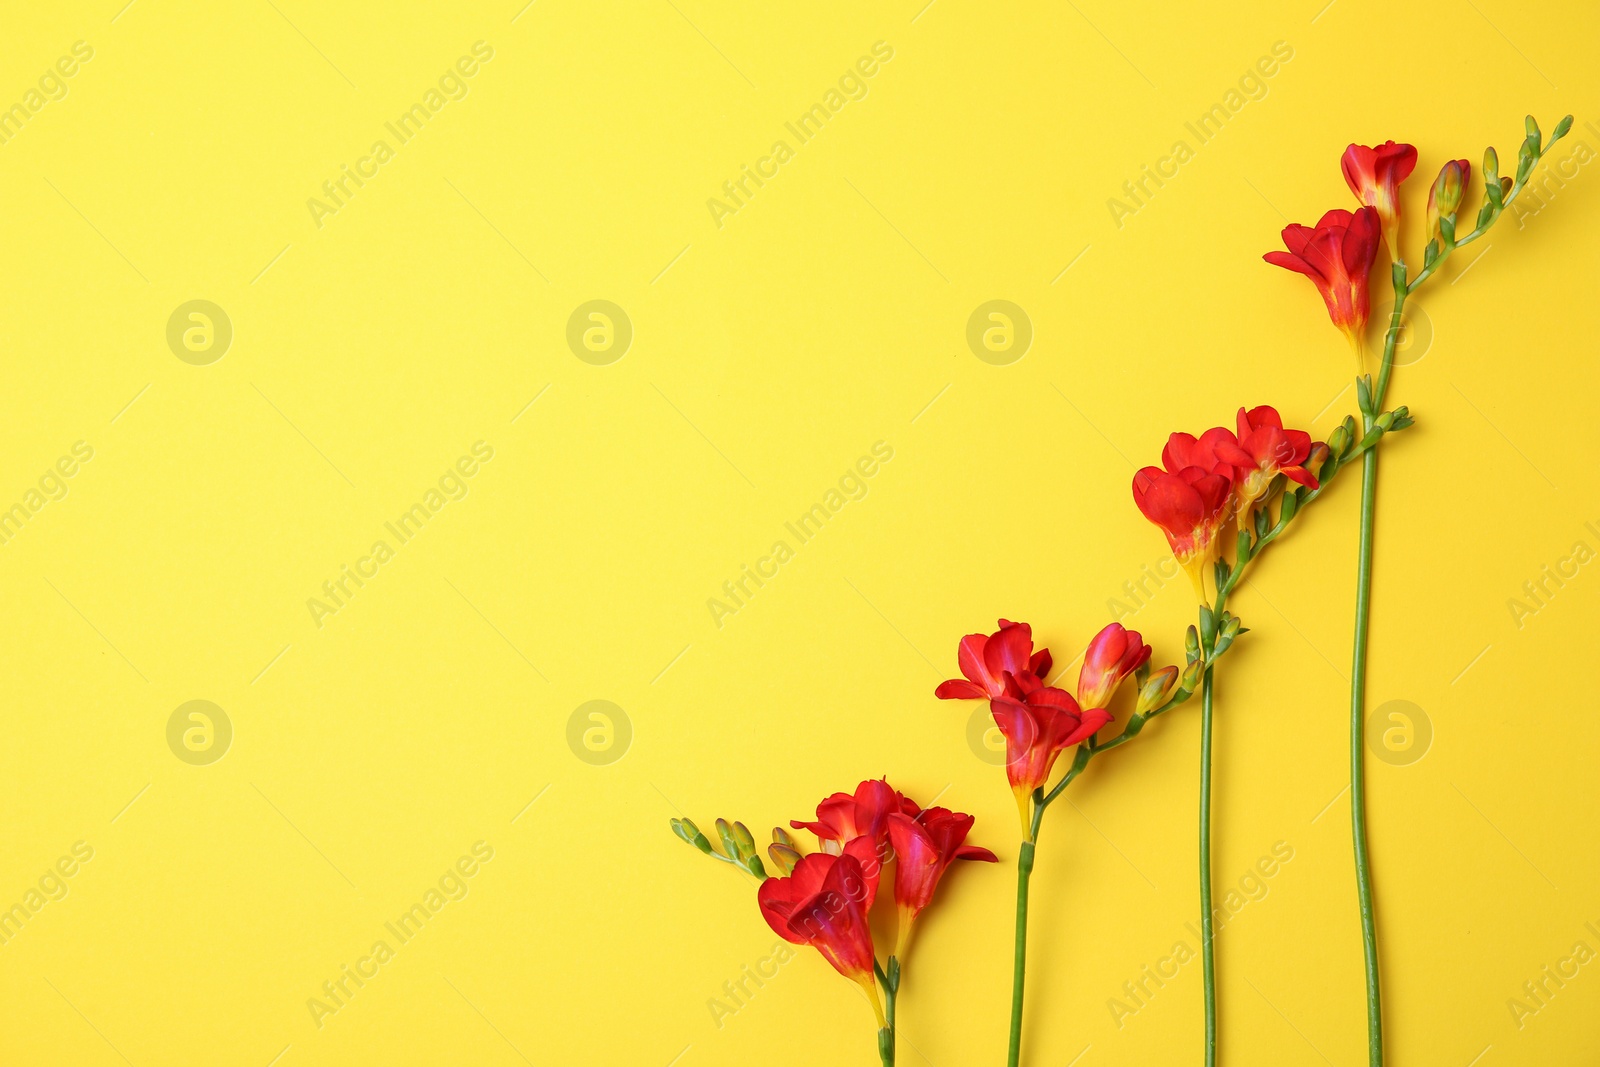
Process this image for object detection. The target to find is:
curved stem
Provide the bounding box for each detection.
[1199,665,1217,1067]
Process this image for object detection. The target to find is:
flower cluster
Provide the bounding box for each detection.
[933,620,1166,828]
[673,779,995,1032]
[1131,405,1322,600]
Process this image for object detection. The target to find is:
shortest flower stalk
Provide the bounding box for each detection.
[674,778,997,1066]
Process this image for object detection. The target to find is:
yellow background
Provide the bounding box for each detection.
[1,1,1596,1064]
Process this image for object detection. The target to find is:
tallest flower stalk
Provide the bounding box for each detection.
[1266,116,1573,1067]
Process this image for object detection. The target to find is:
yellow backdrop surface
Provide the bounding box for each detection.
[1,1,1596,1064]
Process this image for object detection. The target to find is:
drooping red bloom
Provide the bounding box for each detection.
[758,838,886,1022]
[886,808,997,950]
[1263,207,1381,351]
[1132,432,1236,600]
[1341,140,1418,253]
[791,779,916,861]
[1214,405,1320,517]
[933,619,1052,702]
[989,673,1112,829]
[1077,623,1151,710]
[934,621,1110,829]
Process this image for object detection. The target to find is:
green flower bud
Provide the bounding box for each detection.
[1553,115,1573,141]
[731,821,757,862]
[675,818,715,855]
[1134,665,1180,715]
[768,842,801,875]
[771,826,794,848]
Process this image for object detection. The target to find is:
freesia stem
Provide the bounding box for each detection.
[1346,262,1405,1067]
[876,957,900,1066]
[1006,838,1035,1067]
[1199,665,1217,1067]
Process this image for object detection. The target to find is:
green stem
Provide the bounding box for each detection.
[876,956,899,1066]
[1351,440,1383,1067]
[1346,259,1405,1067]
[1006,837,1037,1067]
[1199,665,1217,1067]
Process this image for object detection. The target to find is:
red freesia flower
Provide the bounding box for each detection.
[1077,623,1151,710]
[1342,140,1418,254]
[1214,405,1319,518]
[934,621,1111,829]
[989,673,1112,829]
[758,838,886,1022]
[791,778,916,859]
[1263,207,1381,353]
[886,808,997,952]
[1132,433,1236,600]
[934,619,1052,701]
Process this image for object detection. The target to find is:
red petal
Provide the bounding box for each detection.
[935,678,985,700]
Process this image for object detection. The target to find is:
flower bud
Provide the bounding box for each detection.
[1554,115,1573,140]
[731,821,758,863]
[771,826,795,848]
[673,818,715,856]
[1327,423,1349,458]
[1426,159,1470,244]
[1185,624,1200,663]
[716,818,738,859]
[1134,665,1180,715]
[1181,658,1204,690]
[768,841,801,875]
